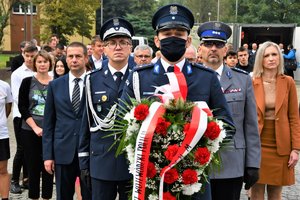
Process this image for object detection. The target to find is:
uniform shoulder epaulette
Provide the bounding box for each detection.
[231,67,249,75]
[133,63,154,71]
[86,67,102,76]
[191,62,215,73]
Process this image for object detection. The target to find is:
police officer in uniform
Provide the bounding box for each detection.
[121,4,235,200]
[198,21,261,200]
[78,18,135,200]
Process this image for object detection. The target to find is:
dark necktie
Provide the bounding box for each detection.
[72,78,81,113]
[114,72,123,89]
[167,66,174,72]
[167,65,180,72]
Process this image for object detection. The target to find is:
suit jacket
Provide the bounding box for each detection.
[78,62,133,181]
[253,75,300,155]
[43,74,85,164]
[210,66,261,179]
[121,58,235,128]
[88,54,107,70]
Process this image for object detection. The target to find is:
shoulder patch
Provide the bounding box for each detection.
[192,63,215,73]
[232,67,249,75]
[133,63,154,72]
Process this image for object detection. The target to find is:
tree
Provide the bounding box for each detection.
[237,0,300,24]
[0,0,18,48]
[35,0,99,44]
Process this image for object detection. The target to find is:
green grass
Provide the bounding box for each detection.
[0,54,16,69]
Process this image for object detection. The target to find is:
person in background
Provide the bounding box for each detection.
[0,79,13,200]
[48,34,59,50]
[251,41,300,200]
[31,39,41,51]
[243,43,249,50]
[88,35,106,70]
[224,50,238,68]
[43,42,91,200]
[86,44,93,56]
[236,46,253,73]
[10,44,38,194]
[283,44,297,79]
[53,58,69,79]
[53,43,65,60]
[133,44,153,66]
[11,41,29,72]
[151,50,161,63]
[198,21,261,200]
[184,44,197,63]
[249,42,258,67]
[18,50,54,200]
[278,43,284,54]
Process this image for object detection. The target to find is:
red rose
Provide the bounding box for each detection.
[147,162,156,178]
[155,117,171,136]
[204,121,221,140]
[163,192,176,200]
[164,168,179,184]
[182,169,198,185]
[134,104,149,121]
[183,123,190,135]
[164,144,179,161]
[194,147,210,165]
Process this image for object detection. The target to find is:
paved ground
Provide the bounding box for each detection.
[2,69,300,199]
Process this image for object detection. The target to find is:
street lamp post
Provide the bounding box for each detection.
[196,12,200,24]
[208,12,211,22]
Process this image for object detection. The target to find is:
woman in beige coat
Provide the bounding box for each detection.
[251,41,300,199]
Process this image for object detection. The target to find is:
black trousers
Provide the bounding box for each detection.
[55,156,91,200]
[91,178,131,200]
[11,117,28,182]
[210,177,243,200]
[22,129,53,199]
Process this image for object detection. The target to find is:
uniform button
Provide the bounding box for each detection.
[91,151,94,154]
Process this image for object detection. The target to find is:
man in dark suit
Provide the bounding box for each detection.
[121,4,235,200]
[198,21,261,200]
[78,18,135,200]
[43,42,90,200]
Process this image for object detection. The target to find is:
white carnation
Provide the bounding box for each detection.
[182,182,202,195]
[148,193,158,200]
[125,144,135,165]
[124,108,135,122]
[126,119,139,137]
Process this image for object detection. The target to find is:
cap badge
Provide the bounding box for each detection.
[170,6,178,15]
[214,22,221,28]
[113,18,119,26]
[101,95,108,102]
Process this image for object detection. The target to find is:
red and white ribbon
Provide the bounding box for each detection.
[132,102,165,200]
[159,101,209,199]
[154,65,187,103]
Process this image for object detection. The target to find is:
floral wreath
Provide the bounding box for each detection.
[113,65,230,200]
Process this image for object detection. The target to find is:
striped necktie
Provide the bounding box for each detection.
[72,78,81,113]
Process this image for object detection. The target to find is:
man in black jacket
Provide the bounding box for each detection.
[11,41,29,72]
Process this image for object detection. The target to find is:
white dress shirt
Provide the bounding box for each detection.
[11,63,34,118]
[68,72,86,102]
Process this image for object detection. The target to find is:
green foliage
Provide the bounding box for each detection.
[0,0,18,48]
[34,0,99,44]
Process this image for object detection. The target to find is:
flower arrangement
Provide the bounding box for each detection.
[115,98,229,200]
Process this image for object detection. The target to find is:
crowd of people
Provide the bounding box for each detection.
[0,3,299,200]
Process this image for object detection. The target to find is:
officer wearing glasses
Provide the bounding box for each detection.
[198,21,261,200]
[78,17,135,200]
[121,5,235,199]
[133,44,153,66]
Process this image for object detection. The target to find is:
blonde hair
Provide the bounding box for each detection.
[252,41,284,78]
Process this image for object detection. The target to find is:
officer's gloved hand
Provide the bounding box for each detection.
[80,169,92,191]
[244,167,259,190]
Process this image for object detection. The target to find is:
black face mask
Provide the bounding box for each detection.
[160,37,187,62]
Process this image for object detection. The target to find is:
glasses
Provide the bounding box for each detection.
[135,55,151,59]
[105,40,131,49]
[202,41,226,49]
